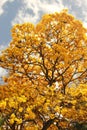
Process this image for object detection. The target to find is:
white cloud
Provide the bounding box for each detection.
[0,45,7,81]
[0,67,7,77]
[83,22,87,28]
[76,0,87,7]
[0,44,7,80]
[75,0,87,28]
[11,0,87,26]
[0,45,6,54]
[0,0,8,15]
[0,0,14,15]
[12,0,65,25]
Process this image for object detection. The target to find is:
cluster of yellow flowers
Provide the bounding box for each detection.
[9,113,22,125]
[25,107,36,120]
[0,100,6,109]
[0,10,87,130]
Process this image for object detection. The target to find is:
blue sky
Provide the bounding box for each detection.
[0,0,87,79]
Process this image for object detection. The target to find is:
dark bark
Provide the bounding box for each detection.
[42,119,55,130]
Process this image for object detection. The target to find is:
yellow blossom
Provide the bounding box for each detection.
[15,118,22,124]
[26,107,31,113]
[10,113,16,119]
[17,95,27,103]
[26,107,36,119]
[19,107,23,112]
[8,101,16,108]
[9,118,15,124]
[24,114,30,119]
[0,100,6,109]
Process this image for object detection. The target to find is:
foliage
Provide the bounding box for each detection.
[0,10,87,130]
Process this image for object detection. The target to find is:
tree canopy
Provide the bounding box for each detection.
[0,10,87,130]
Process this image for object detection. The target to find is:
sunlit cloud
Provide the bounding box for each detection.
[0,0,8,15]
[83,22,87,28]
[0,0,14,15]
[0,45,6,54]
[12,0,65,25]
[11,0,87,28]
[75,0,87,28]
[76,0,87,7]
[0,45,7,82]
[0,67,7,77]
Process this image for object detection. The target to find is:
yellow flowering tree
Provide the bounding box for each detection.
[0,10,87,130]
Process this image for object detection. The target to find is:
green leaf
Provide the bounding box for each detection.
[0,117,4,127]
